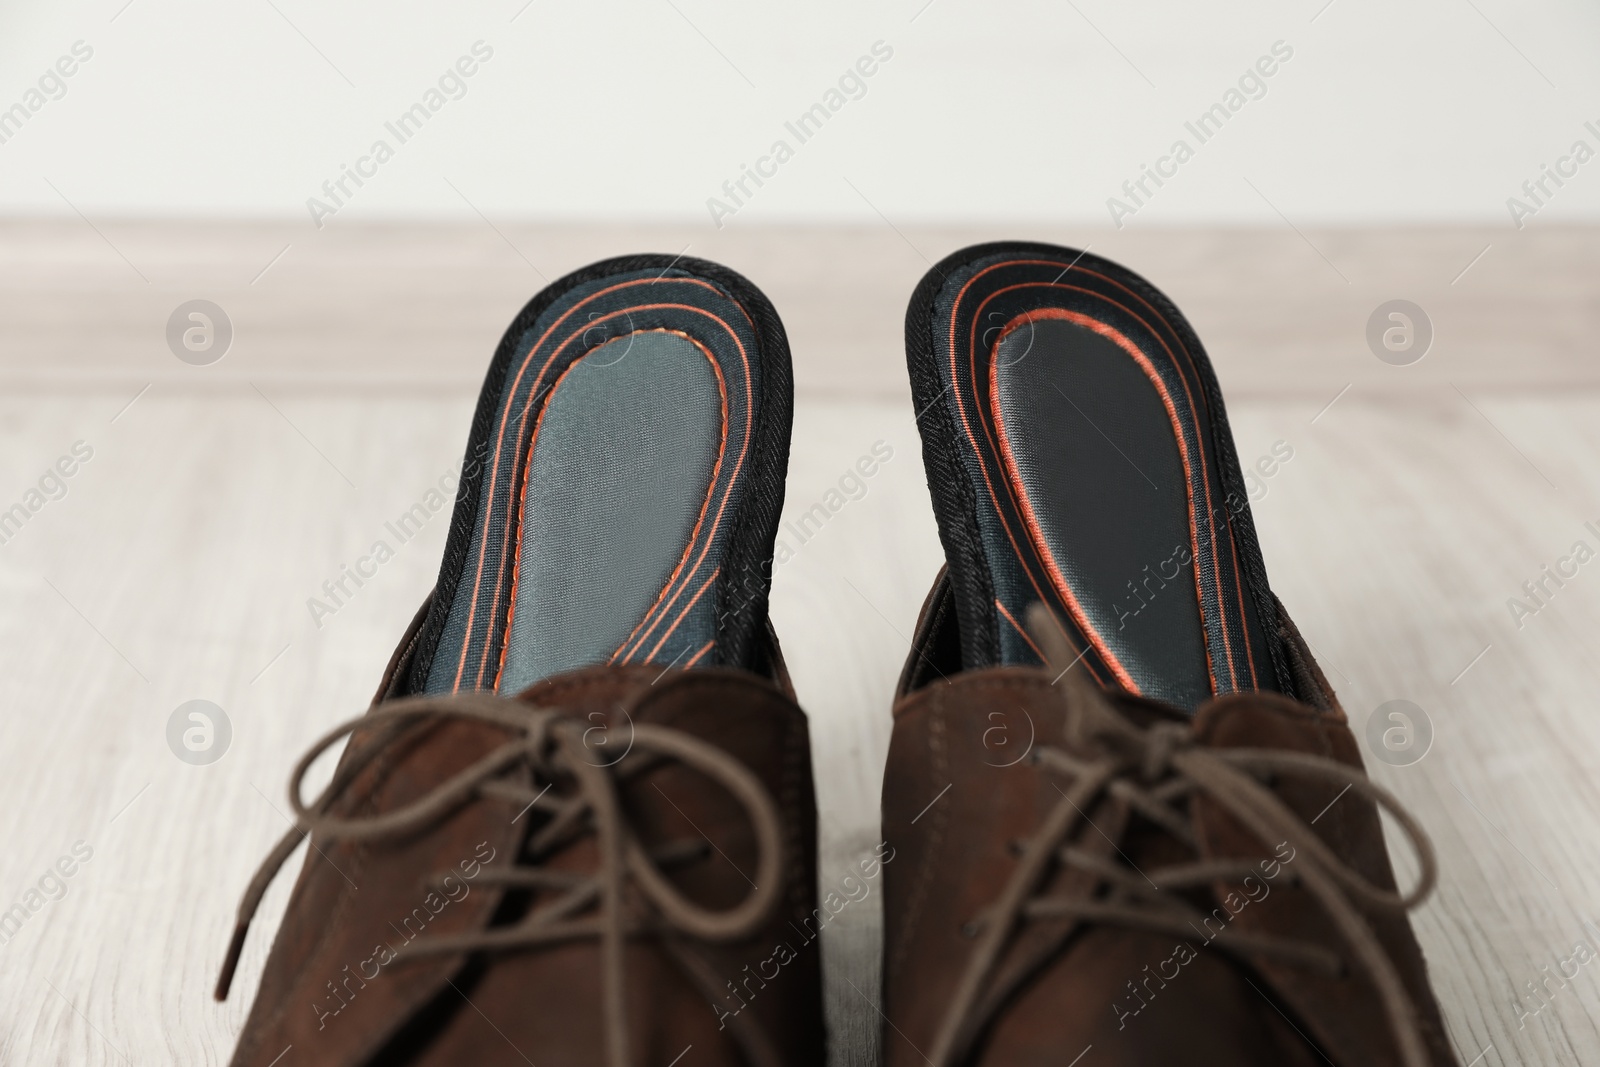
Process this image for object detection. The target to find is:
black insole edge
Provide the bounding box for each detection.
[497,329,729,692]
[977,266,1270,697]
[905,241,1292,703]
[987,313,1213,707]
[402,254,793,697]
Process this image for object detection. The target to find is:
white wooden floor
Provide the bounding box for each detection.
[2,222,1598,1066]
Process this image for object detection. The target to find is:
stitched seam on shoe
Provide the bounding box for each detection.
[248,784,380,1055]
[1306,711,1361,878]
[248,719,513,1059]
[784,706,810,925]
[642,673,805,913]
[888,698,948,982]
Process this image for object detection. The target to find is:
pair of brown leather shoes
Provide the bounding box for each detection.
[219,244,1456,1066]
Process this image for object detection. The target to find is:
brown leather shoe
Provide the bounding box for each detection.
[219,255,824,1066]
[883,243,1456,1067]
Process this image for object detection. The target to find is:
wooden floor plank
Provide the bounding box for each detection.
[2,223,1598,1065]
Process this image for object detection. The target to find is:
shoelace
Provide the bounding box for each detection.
[927,610,1441,1067]
[215,692,786,1067]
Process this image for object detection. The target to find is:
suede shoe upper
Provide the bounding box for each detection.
[220,620,822,1067]
[881,590,1457,1067]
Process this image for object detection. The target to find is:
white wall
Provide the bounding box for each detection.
[0,0,1596,228]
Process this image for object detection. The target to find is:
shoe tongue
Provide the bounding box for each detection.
[1185,690,1439,1067]
[1188,691,1353,863]
[1104,689,1193,731]
[1190,689,1344,755]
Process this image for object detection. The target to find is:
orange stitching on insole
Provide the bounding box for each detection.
[985,316,1141,694]
[491,325,730,685]
[952,263,1240,695]
[994,598,1049,666]
[490,353,587,692]
[645,567,721,664]
[537,305,742,664]
[451,276,730,690]
[992,265,1242,692]
[602,328,729,664]
[612,311,751,662]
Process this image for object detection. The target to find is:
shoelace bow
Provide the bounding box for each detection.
[927,611,1443,1067]
[216,691,787,1067]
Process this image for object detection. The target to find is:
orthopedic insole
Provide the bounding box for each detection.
[906,243,1284,709]
[401,255,792,695]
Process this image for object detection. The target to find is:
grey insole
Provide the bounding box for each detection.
[497,330,723,693]
[992,317,1210,708]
